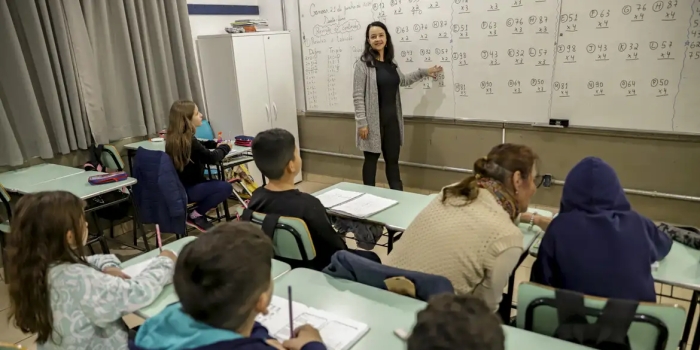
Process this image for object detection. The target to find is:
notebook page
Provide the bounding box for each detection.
[330,194,398,219]
[122,258,155,277]
[257,296,369,350]
[315,189,364,208]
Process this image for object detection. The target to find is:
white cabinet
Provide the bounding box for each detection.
[197,32,301,184]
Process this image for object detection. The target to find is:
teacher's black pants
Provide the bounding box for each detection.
[362,117,402,191]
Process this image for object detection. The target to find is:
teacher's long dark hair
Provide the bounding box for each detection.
[361,21,396,67]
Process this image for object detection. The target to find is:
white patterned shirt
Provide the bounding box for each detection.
[38,254,174,350]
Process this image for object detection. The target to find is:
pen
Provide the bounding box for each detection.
[155,224,163,253]
[288,286,294,339]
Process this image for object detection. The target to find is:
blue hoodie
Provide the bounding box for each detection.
[129,304,326,350]
[530,157,672,302]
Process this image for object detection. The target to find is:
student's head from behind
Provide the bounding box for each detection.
[7,191,89,344]
[408,294,505,350]
[561,156,629,213]
[443,143,539,212]
[174,222,275,333]
[166,100,203,171]
[252,128,301,181]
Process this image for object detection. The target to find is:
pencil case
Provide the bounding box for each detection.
[234,135,253,147]
[88,171,128,185]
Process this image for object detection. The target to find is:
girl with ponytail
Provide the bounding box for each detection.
[387,144,545,312]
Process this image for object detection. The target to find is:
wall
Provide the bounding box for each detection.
[297,113,700,226]
[251,0,700,226]
[187,0,260,113]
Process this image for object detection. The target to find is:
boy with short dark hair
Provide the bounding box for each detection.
[408,294,505,350]
[130,222,326,350]
[247,129,349,270]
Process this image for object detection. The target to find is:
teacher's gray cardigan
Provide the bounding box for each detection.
[352,59,428,154]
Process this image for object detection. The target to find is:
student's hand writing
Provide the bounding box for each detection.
[358,127,369,140]
[265,339,285,350]
[102,267,131,279]
[159,250,178,262]
[282,325,323,350]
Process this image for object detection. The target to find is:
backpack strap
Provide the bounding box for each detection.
[240,208,254,222]
[260,214,280,241]
[554,289,589,344]
[593,299,638,345]
[239,209,277,240]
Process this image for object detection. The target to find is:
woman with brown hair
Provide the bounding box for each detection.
[386,143,546,312]
[166,100,232,231]
[6,191,176,349]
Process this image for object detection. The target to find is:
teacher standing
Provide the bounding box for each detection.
[353,21,442,191]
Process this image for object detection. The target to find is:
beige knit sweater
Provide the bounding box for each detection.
[386,188,524,311]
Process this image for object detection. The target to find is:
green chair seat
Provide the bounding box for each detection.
[236,207,316,262]
[516,282,686,350]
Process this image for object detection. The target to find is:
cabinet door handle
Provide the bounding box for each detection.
[265,104,270,122]
[273,103,279,121]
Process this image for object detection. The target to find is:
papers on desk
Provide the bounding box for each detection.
[257,296,369,350]
[316,189,363,208]
[122,258,155,277]
[316,189,397,219]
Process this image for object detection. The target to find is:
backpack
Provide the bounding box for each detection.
[553,289,637,350]
[83,145,131,221]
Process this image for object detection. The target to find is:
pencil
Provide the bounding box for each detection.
[155,224,162,253]
[288,286,294,339]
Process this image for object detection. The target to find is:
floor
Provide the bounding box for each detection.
[0,179,696,349]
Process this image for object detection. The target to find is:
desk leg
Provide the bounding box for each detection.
[686,291,699,350]
[127,150,135,174]
[499,274,517,323]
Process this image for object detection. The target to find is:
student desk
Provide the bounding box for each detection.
[312,182,437,252]
[0,163,84,192]
[125,236,292,319]
[123,140,254,181]
[653,243,700,350]
[273,268,593,350]
[0,165,143,251]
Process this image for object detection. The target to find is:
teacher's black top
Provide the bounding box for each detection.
[375,60,400,126]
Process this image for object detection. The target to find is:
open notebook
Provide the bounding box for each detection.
[123,258,155,277]
[316,189,397,219]
[256,296,369,350]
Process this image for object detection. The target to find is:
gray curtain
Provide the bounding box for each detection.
[0,0,203,166]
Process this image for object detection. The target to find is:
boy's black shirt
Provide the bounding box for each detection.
[247,187,348,269]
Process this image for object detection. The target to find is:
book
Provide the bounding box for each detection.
[315,188,364,208]
[329,193,398,219]
[256,296,369,350]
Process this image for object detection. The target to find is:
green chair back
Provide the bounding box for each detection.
[236,207,316,261]
[101,144,125,171]
[516,282,686,350]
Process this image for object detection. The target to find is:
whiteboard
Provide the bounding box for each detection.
[297,0,700,133]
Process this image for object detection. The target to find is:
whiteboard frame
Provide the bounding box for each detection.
[293,0,700,136]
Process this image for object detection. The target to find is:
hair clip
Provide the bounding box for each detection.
[483,156,488,161]
[475,174,481,179]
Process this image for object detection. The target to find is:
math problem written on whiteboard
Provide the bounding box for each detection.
[298,0,700,133]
